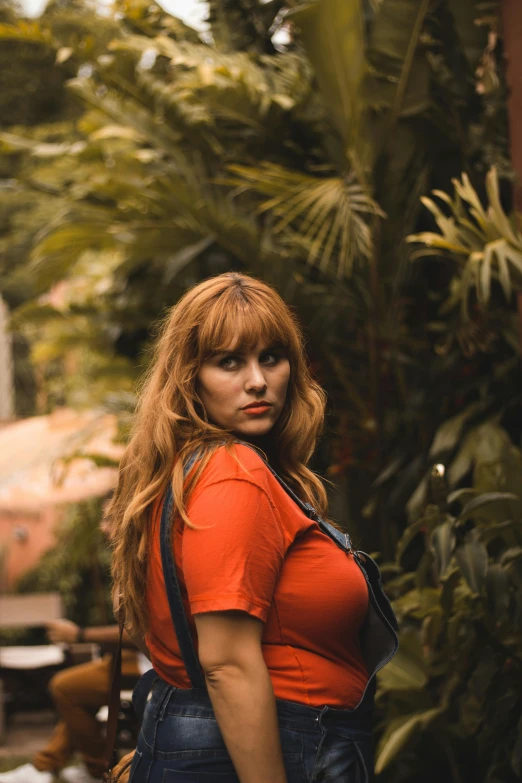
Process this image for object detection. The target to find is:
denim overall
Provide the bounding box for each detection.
[128,447,399,783]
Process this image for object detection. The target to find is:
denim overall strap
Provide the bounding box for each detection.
[159,453,207,689]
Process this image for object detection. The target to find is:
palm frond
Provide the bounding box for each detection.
[226,162,383,277]
[0,131,86,157]
[109,35,312,131]
[67,78,183,158]
[407,168,522,317]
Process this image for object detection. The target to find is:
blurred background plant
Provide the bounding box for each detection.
[1,0,521,779]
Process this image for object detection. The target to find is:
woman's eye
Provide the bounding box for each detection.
[219,355,239,369]
[261,352,280,365]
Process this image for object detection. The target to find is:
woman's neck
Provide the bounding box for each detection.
[236,434,277,468]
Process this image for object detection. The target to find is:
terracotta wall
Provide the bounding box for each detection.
[0,506,61,591]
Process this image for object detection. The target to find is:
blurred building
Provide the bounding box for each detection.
[0,408,124,590]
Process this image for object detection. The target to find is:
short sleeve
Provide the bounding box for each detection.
[181,478,286,622]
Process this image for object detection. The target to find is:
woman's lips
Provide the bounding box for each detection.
[242,404,272,415]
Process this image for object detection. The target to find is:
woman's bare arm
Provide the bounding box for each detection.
[194,610,287,783]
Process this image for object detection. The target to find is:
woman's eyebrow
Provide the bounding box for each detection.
[208,342,285,358]
[209,347,244,357]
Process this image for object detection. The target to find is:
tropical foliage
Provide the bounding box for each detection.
[408,168,522,318]
[1,0,521,779]
[376,424,522,781]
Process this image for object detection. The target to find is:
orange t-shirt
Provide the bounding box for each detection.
[145,444,369,709]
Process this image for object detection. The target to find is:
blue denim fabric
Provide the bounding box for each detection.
[128,678,375,783]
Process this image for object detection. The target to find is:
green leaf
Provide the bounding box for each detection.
[226,162,380,277]
[162,236,215,283]
[30,219,117,289]
[485,564,509,622]
[396,505,443,562]
[377,631,428,691]
[440,567,461,615]
[407,169,522,316]
[447,488,478,506]
[456,492,520,523]
[500,547,522,568]
[67,79,183,158]
[59,450,120,468]
[448,419,503,487]
[431,521,456,580]
[480,520,522,545]
[375,707,443,773]
[454,530,488,594]
[0,20,54,47]
[10,301,65,328]
[429,401,486,458]
[405,471,430,521]
[289,0,366,153]
[392,587,440,620]
[365,0,431,121]
[0,131,86,158]
[486,168,520,246]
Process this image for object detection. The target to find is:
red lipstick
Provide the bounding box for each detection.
[241,401,272,414]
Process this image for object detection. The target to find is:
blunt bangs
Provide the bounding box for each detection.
[197,288,293,359]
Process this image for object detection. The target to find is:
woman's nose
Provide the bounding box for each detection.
[245,362,267,391]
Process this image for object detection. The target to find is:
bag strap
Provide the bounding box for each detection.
[103,621,124,773]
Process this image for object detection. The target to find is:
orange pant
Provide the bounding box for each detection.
[33,651,140,778]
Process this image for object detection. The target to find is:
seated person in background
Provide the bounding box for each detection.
[0,619,151,783]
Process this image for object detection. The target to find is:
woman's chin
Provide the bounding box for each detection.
[232,420,275,439]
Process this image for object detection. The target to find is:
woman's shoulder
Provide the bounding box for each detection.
[183,443,272,491]
[200,442,270,487]
[182,443,278,518]
[189,444,310,543]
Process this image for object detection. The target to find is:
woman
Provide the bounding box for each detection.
[108,272,398,783]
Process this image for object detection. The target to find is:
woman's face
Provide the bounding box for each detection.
[196,340,290,439]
